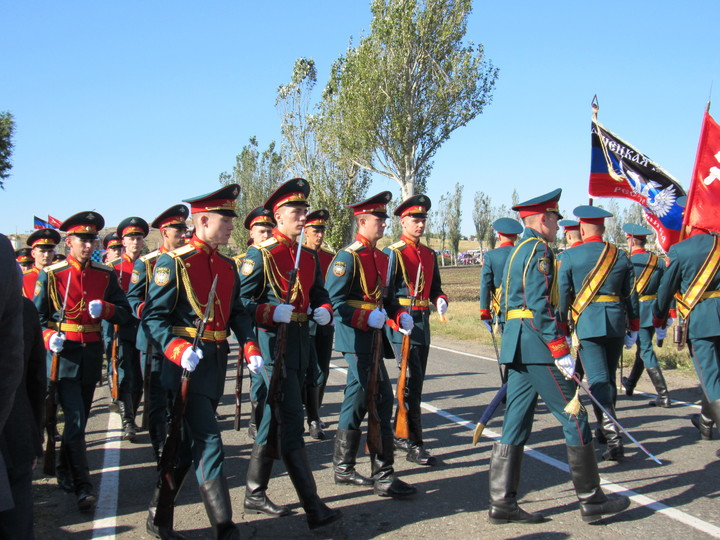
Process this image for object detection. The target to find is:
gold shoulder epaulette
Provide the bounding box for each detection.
[44,260,69,273]
[320,246,336,256]
[257,237,278,249]
[233,252,247,261]
[344,240,364,253]
[90,260,112,271]
[168,244,194,259]
[140,250,160,263]
[389,240,406,250]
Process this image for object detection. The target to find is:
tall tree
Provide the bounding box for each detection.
[277,58,370,250]
[219,137,284,251]
[472,191,491,251]
[0,112,15,189]
[446,183,463,263]
[487,202,511,250]
[322,0,498,199]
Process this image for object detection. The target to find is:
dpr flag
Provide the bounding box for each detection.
[589,116,685,251]
[34,216,54,230]
[684,109,720,234]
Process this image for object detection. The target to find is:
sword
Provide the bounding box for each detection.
[472,383,507,445]
[572,374,662,465]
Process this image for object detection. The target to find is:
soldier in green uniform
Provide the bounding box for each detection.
[233,206,275,441]
[326,191,417,498]
[479,217,523,333]
[109,216,150,441]
[620,223,671,407]
[557,206,639,462]
[303,208,335,440]
[384,195,447,466]
[559,219,583,249]
[654,197,720,454]
[489,190,629,524]
[239,179,342,530]
[143,185,263,539]
[126,204,189,465]
[34,211,131,512]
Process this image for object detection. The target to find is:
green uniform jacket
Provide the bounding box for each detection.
[498,228,567,365]
[557,240,639,339]
[143,238,257,399]
[629,250,664,328]
[654,232,720,339]
[479,244,513,323]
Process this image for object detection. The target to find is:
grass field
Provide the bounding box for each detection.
[434,265,695,372]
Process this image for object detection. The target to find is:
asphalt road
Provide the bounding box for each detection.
[33,337,720,539]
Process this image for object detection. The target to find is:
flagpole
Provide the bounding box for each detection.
[589,95,599,207]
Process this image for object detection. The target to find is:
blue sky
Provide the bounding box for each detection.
[2,1,719,238]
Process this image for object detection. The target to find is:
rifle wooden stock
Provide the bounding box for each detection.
[141,343,152,430]
[111,325,119,400]
[233,348,244,431]
[394,333,411,439]
[43,353,60,476]
[366,327,383,454]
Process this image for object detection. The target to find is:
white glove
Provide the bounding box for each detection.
[436,298,448,315]
[88,299,104,318]
[655,327,668,344]
[368,308,387,329]
[482,320,492,333]
[624,330,639,349]
[666,318,674,328]
[180,347,203,372]
[313,307,331,326]
[399,312,414,333]
[554,354,575,379]
[247,355,264,374]
[273,304,294,324]
[49,332,66,353]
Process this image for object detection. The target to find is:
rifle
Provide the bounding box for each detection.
[395,260,421,440]
[367,252,392,455]
[154,275,217,529]
[233,345,244,431]
[111,251,123,401]
[44,272,72,476]
[266,228,304,460]
[141,342,153,430]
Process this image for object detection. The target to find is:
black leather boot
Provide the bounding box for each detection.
[199,476,239,540]
[692,399,715,440]
[622,356,644,396]
[283,447,342,530]
[600,406,623,462]
[248,401,258,440]
[706,398,720,425]
[150,465,190,534]
[120,393,137,441]
[333,429,372,486]
[67,439,96,513]
[371,436,417,498]
[306,386,325,440]
[244,444,290,517]
[406,410,436,466]
[646,367,671,407]
[567,442,630,522]
[147,483,188,539]
[487,443,544,524]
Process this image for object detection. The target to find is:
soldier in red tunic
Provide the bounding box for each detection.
[22,228,61,299]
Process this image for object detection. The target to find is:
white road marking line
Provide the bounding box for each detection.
[429,344,701,410]
[91,405,123,540]
[329,357,720,538]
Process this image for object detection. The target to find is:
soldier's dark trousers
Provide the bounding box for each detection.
[0,461,35,539]
[393,344,429,447]
[147,370,169,463]
[57,379,97,494]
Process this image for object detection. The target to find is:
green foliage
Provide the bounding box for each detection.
[0,111,15,189]
[473,192,491,250]
[322,0,498,199]
[219,137,285,252]
[277,58,369,251]
[446,183,463,259]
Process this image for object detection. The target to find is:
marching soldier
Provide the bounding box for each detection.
[126,204,189,465]
[143,184,262,539]
[488,190,629,524]
[109,217,150,441]
[559,219,583,249]
[479,217,523,333]
[557,206,639,462]
[16,248,33,272]
[34,211,131,512]
[233,206,275,441]
[620,223,671,407]
[239,179,342,529]
[654,197,720,452]
[303,208,335,440]
[326,191,417,498]
[102,231,123,400]
[384,195,447,466]
[22,228,61,298]
[103,232,123,263]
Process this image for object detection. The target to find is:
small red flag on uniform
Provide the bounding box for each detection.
[47,215,62,228]
[684,109,720,233]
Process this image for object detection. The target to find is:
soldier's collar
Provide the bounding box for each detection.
[273,229,297,249]
[583,235,604,243]
[570,241,583,248]
[67,255,85,270]
[190,236,215,255]
[355,233,373,249]
[498,240,514,247]
[400,233,420,247]
[631,248,647,255]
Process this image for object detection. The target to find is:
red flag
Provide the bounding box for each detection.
[47,215,62,228]
[684,109,720,233]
